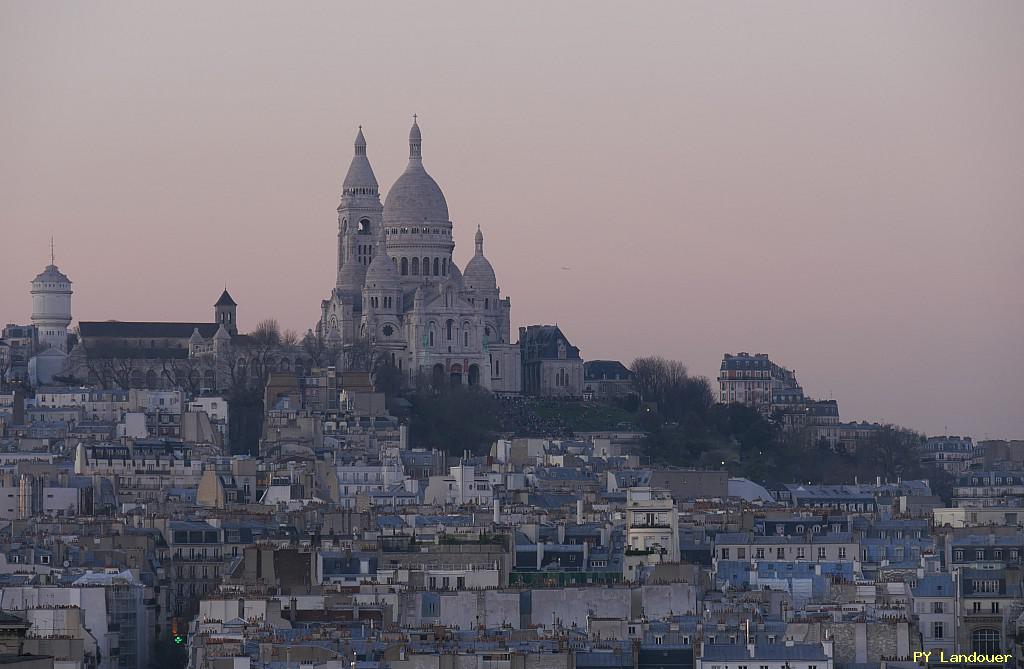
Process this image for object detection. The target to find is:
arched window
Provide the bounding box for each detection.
[400,257,408,275]
[464,331,469,347]
[442,258,447,276]
[433,258,440,275]
[411,257,419,275]
[446,320,454,341]
[972,629,1001,654]
[423,257,430,275]
[358,219,371,234]
[495,358,500,376]
[484,298,489,309]
[429,331,434,347]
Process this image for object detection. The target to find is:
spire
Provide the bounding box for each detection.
[475,226,484,255]
[341,125,379,195]
[50,237,55,266]
[354,125,366,156]
[409,114,422,160]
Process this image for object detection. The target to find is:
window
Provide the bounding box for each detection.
[797,547,805,559]
[817,546,827,559]
[721,548,730,559]
[756,548,765,559]
[401,257,408,275]
[737,548,746,559]
[838,547,846,559]
[972,628,1001,654]
[932,622,944,639]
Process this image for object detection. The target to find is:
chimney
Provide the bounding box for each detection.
[557,524,565,545]
[537,541,544,569]
[576,499,584,525]
[493,499,501,525]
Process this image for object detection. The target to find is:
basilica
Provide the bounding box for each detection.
[317,119,522,393]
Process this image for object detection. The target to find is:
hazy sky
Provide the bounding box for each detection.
[2,1,1022,438]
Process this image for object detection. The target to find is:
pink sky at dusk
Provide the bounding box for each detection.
[1,1,1022,438]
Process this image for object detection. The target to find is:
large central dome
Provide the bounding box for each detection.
[383,118,449,225]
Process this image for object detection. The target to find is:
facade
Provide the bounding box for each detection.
[1,324,38,384]
[625,487,681,563]
[317,122,521,392]
[718,352,798,411]
[912,574,956,654]
[919,435,975,473]
[519,325,584,397]
[583,360,634,400]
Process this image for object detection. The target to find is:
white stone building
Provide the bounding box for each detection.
[30,257,72,353]
[625,487,680,563]
[318,120,521,393]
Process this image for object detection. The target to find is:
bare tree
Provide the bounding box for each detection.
[160,357,203,395]
[630,355,712,421]
[245,318,282,390]
[302,330,342,369]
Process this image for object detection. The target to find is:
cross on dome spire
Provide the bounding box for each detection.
[354,125,367,156]
[475,225,484,255]
[409,114,422,160]
[50,237,55,266]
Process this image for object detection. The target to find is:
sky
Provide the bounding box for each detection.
[1,1,1022,438]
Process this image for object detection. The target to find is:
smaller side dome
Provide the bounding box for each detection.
[366,249,400,287]
[463,226,496,290]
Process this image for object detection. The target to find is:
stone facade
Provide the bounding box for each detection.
[318,121,521,393]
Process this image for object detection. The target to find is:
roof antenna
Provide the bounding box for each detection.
[50,236,55,265]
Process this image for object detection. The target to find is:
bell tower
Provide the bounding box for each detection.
[214,289,237,335]
[336,126,383,296]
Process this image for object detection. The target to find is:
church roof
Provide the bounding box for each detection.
[214,289,236,307]
[519,325,581,360]
[383,119,449,224]
[79,321,219,339]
